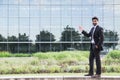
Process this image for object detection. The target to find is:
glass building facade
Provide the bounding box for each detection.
[0,0,120,53]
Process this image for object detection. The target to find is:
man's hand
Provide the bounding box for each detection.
[95,45,98,48]
[79,26,83,32]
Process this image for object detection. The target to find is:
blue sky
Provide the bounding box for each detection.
[0,0,120,41]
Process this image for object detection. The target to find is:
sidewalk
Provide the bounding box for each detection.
[0,76,120,80]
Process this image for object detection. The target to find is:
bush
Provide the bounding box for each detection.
[103,50,120,65]
[103,66,120,73]
[106,50,120,59]
[47,65,61,73]
[0,51,119,74]
[68,66,87,73]
[59,58,79,66]
[52,52,71,60]
[33,53,52,59]
[12,53,31,57]
[0,51,32,57]
[0,51,11,57]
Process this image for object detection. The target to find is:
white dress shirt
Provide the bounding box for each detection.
[91,25,97,44]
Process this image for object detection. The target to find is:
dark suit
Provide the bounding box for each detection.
[82,25,104,75]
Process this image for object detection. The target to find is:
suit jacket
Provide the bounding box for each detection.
[82,25,104,51]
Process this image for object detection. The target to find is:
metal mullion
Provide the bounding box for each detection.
[50,0,52,51]
[29,0,31,53]
[18,0,20,53]
[7,0,9,52]
[14,3,120,5]
[0,41,118,44]
[39,0,41,52]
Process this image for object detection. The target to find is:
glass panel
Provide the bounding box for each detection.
[51,6,60,17]
[8,18,18,37]
[0,5,8,18]
[30,18,39,40]
[41,6,50,17]
[9,0,19,4]
[0,0,119,52]
[20,6,29,17]
[0,18,7,39]
[19,18,29,35]
[114,0,120,4]
[104,0,114,4]
[0,0,8,4]
[19,0,29,5]
[72,0,82,5]
[30,6,40,17]
[9,5,19,17]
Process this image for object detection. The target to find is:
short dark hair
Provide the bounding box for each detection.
[92,16,99,21]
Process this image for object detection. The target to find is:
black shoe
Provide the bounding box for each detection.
[91,74,101,78]
[84,74,93,76]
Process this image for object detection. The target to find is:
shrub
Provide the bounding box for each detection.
[0,51,11,57]
[33,53,52,59]
[47,65,61,73]
[106,50,120,59]
[12,53,31,57]
[0,51,119,74]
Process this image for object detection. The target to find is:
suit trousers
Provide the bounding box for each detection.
[89,44,101,75]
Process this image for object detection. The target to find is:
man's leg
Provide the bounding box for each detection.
[88,49,95,75]
[85,44,95,76]
[95,50,101,75]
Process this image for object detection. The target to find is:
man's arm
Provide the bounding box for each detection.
[79,26,91,37]
[97,28,104,47]
[82,30,91,37]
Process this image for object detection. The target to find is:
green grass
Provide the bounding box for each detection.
[105,50,120,59]
[0,50,119,74]
[0,51,31,57]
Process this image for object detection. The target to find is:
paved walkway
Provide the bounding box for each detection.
[0,76,120,80]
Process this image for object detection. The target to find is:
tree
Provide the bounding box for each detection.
[6,33,33,53]
[36,30,55,52]
[7,35,18,53]
[18,33,33,53]
[104,30,119,50]
[60,25,81,50]
[80,35,90,50]
[0,34,7,51]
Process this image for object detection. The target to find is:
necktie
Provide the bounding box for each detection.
[91,27,96,43]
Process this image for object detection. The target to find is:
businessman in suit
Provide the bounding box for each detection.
[79,17,104,78]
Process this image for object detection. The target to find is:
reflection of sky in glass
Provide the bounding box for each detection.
[0,0,120,41]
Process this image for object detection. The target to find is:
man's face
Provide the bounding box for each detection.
[92,19,98,26]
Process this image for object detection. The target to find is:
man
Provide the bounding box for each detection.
[79,17,104,78]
